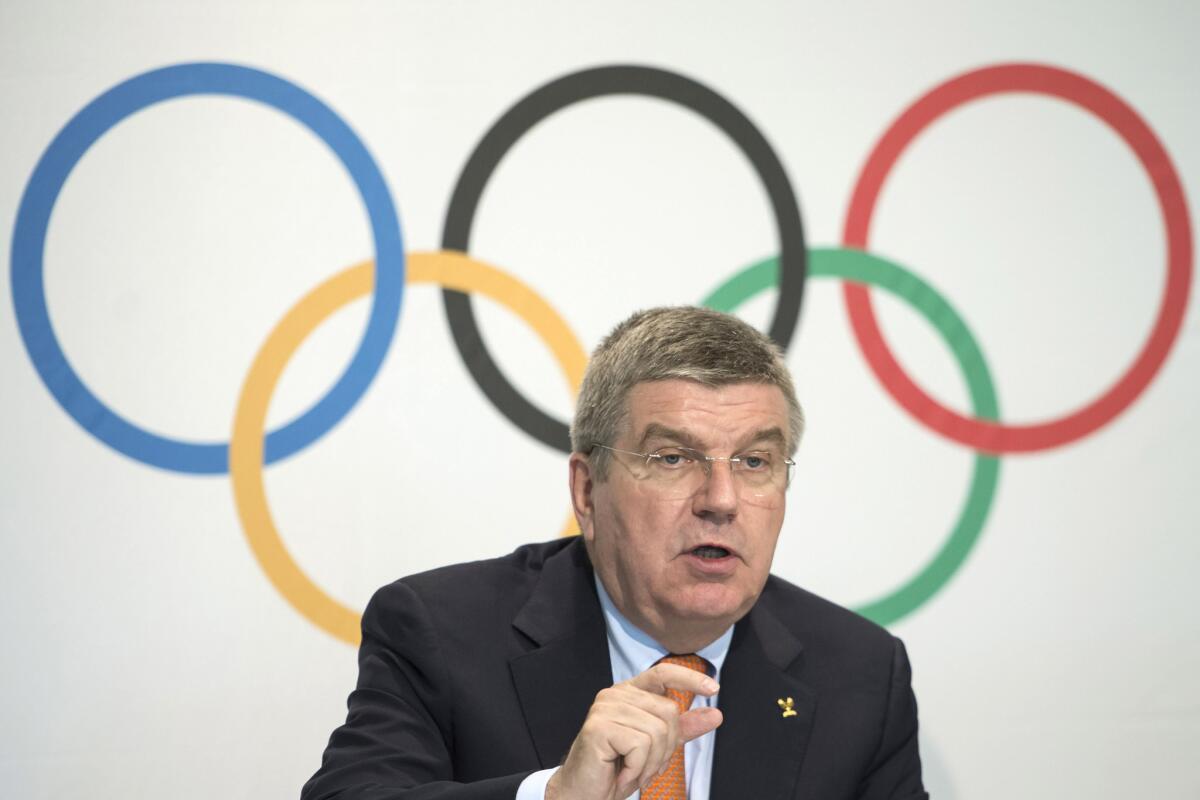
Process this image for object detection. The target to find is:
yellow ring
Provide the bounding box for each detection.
[230,251,586,645]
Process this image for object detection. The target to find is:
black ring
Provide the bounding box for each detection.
[441,65,808,453]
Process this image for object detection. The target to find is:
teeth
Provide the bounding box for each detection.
[693,546,730,559]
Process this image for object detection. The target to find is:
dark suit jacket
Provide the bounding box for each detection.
[302,537,928,799]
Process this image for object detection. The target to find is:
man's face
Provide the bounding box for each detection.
[571,379,791,650]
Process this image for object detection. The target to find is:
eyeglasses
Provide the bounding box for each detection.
[591,443,795,501]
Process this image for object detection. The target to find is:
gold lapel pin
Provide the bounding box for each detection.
[776,697,797,718]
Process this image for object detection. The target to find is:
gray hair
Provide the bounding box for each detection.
[570,306,804,479]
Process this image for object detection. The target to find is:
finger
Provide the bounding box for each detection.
[590,699,675,786]
[606,683,685,726]
[630,663,720,697]
[610,726,652,792]
[678,706,723,743]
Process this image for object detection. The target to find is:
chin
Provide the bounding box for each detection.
[676,583,751,622]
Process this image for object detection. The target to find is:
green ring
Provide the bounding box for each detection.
[701,247,1002,626]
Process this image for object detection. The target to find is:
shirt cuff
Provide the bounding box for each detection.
[516,767,559,800]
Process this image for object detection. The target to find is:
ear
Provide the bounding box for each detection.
[568,452,596,542]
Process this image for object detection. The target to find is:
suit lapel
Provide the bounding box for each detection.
[509,540,613,768]
[710,602,814,800]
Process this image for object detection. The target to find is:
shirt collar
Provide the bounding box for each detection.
[593,574,733,680]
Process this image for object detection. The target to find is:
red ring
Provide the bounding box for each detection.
[842,63,1192,454]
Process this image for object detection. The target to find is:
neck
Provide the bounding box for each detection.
[649,623,728,656]
[596,575,733,654]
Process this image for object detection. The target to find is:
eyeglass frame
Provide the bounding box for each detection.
[589,442,796,490]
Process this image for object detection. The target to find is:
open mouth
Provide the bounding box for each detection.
[691,545,732,560]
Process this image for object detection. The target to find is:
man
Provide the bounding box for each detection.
[303,307,927,799]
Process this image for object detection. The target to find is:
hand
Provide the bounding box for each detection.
[545,662,723,800]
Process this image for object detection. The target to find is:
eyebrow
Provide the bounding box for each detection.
[745,427,787,449]
[636,423,787,452]
[637,423,700,450]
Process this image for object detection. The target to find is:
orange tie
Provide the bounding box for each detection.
[640,653,711,800]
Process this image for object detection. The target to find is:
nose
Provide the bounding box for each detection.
[692,459,739,520]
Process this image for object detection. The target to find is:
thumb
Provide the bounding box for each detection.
[678,706,723,743]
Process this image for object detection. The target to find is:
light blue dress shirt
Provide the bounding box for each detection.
[515,577,733,800]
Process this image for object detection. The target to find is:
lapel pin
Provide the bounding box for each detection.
[776,697,797,718]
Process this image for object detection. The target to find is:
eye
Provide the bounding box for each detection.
[652,447,695,469]
[738,452,773,471]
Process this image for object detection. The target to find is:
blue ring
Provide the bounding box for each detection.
[10,63,405,474]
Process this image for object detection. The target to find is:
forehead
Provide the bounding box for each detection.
[622,379,789,447]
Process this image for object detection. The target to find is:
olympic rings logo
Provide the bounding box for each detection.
[11,61,1191,645]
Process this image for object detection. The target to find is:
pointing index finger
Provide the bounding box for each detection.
[630,663,719,697]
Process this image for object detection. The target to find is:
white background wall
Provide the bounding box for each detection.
[2,1,1197,797]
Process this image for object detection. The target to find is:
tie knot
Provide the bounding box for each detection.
[659,653,710,676]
